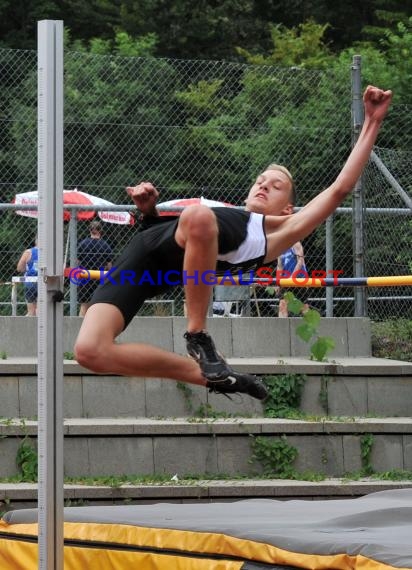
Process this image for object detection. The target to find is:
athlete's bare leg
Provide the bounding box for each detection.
[74,303,207,386]
[175,205,218,333]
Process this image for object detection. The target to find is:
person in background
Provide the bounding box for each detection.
[277,241,310,317]
[16,235,38,316]
[77,220,112,317]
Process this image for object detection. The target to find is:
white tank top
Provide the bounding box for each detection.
[217,212,266,265]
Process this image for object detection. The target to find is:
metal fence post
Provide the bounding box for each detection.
[37,19,64,570]
[69,210,78,315]
[325,215,334,316]
[351,55,367,317]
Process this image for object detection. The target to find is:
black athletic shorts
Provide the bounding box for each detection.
[90,208,264,328]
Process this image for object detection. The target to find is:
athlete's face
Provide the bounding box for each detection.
[244,169,293,215]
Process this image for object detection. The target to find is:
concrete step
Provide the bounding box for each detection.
[0,316,372,358]
[2,417,412,479]
[1,357,412,419]
[2,479,412,512]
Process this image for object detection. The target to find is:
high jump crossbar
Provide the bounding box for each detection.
[63,269,412,288]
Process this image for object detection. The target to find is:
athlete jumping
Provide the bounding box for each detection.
[74,86,392,401]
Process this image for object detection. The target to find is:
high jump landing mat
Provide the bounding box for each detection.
[0,488,411,569]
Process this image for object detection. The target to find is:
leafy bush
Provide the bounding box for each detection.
[263,374,306,418]
[371,319,412,361]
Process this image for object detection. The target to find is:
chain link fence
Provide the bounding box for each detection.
[0,48,411,320]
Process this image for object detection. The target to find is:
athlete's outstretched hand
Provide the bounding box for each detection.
[126,182,159,216]
[363,86,392,124]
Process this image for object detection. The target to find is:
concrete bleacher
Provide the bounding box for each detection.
[0,315,373,358]
[1,316,412,510]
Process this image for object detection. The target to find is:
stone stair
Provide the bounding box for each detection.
[2,416,412,479]
[0,316,412,511]
[1,356,412,419]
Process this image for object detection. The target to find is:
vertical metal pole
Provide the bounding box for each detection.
[37,20,64,570]
[325,216,334,317]
[11,284,17,316]
[69,211,78,315]
[351,55,367,316]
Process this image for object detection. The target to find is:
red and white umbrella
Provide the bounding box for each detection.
[14,189,133,225]
[157,196,235,216]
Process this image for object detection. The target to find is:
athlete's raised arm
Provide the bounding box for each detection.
[265,86,392,261]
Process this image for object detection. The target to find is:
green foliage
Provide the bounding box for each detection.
[263,374,306,418]
[16,437,38,482]
[72,30,158,57]
[172,59,336,200]
[2,13,412,307]
[0,0,121,50]
[296,309,320,341]
[284,292,336,361]
[0,0,411,67]
[251,435,298,477]
[237,20,331,68]
[176,381,194,413]
[375,469,412,481]
[59,33,181,194]
[363,16,412,100]
[0,351,7,360]
[192,403,234,419]
[176,385,243,419]
[65,474,173,487]
[360,433,374,476]
[118,0,272,61]
[329,17,412,106]
[309,337,336,362]
[175,79,227,116]
[372,319,412,362]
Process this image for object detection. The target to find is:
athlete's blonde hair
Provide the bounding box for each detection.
[265,163,296,204]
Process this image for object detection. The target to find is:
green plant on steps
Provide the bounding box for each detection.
[360,433,374,476]
[176,381,194,413]
[192,403,233,419]
[16,436,38,482]
[262,373,306,418]
[371,319,412,362]
[251,435,298,478]
[284,292,335,361]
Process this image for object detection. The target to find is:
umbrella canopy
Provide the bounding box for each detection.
[14,189,133,224]
[156,196,235,216]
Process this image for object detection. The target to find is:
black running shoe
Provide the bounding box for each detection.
[184,330,232,381]
[207,372,268,401]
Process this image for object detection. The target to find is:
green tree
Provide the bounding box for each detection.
[61,31,183,197]
[1,0,412,59]
[119,0,272,61]
[0,0,121,50]
[237,20,331,68]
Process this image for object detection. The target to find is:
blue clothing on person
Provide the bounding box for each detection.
[24,246,38,302]
[25,246,38,276]
[279,246,307,277]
